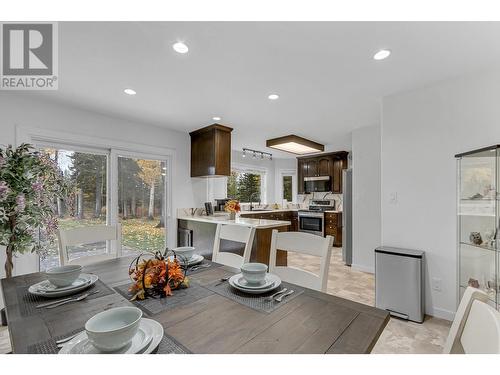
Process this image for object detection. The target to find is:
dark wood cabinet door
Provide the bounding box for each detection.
[318,157,332,176]
[297,159,305,194]
[332,158,343,193]
[306,159,318,177]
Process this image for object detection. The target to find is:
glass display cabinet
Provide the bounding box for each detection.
[456,145,499,309]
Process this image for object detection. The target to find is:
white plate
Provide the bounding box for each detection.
[229,273,281,294]
[168,254,204,266]
[28,274,98,298]
[59,318,163,354]
[233,274,275,290]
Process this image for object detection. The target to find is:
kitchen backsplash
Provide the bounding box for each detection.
[297,192,343,211]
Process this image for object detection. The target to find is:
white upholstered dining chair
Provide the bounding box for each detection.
[269,230,333,292]
[443,286,500,353]
[57,224,122,266]
[212,224,256,269]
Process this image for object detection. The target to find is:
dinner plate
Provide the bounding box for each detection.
[233,274,276,290]
[28,274,98,298]
[59,318,161,354]
[229,273,281,294]
[168,254,204,266]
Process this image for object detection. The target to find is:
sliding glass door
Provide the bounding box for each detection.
[117,155,167,255]
[37,144,169,270]
[38,146,108,270]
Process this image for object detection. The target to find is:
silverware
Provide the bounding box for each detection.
[190,263,211,271]
[214,277,230,286]
[56,332,81,345]
[275,289,294,302]
[45,290,100,309]
[264,288,287,302]
[36,289,100,308]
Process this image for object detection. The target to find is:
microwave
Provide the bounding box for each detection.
[304,176,331,193]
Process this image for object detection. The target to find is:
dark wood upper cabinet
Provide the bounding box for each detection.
[190,124,233,177]
[297,151,348,194]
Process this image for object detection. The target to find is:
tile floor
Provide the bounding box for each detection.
[0,247,451,354]
[288,247,452,354]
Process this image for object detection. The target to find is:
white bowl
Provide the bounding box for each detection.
[85,307,142,352]
[45,265,82,287]
[173,246,196,261]
[241,263,268,284]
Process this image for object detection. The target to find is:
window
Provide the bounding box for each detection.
[39,147,108,270]
[283,175,293,201]
[227,166,267,203]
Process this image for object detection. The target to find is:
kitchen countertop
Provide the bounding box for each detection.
[177,215,291,229]
[240,209,342,214]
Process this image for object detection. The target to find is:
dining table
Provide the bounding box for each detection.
[1,256,389,354]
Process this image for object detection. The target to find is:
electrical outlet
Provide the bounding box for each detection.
[389,192,398,204]
[432,277,442,292]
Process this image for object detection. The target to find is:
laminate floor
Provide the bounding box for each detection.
[287,247,452,354]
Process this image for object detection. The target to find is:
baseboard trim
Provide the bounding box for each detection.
[427,306,455,322]
[351,263,374,274]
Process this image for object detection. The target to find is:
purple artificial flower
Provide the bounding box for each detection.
[0,181,10,201]
[15,193,26,212]
[32,180,44,193]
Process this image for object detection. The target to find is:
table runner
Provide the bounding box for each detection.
[27,329,191,354]
[16,278,115,317]
[204,280,304,313]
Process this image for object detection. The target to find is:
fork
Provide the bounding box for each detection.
[264,288,288,302]
[37,289,100,308]
[45,290,100,309]
[275,289,294,302]
[214,277,230,286]
[190,263,211,271]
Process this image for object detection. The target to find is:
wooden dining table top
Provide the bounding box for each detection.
[1,256,389,354]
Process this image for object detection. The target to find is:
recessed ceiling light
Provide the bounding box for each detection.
[373,49,391,61]
[173,42,189,54]
[268,94,280,100]
[123,88,136,95]
[212,116,221,121]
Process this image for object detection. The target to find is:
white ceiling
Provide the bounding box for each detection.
[34,22,500,158]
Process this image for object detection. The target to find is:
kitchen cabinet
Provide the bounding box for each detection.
[325,212,342,247]
[190,124,233,177]
[297,151,348,194]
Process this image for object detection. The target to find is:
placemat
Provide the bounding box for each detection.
[17,278,115,317]
[27,329,191,354]
[204,280,304,314]
[182,260,222,276]
[114,282,214,316]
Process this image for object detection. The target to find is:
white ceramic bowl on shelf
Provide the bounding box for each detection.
[44,265,82,287]
[85,307,142,352]
[240,263,268,284]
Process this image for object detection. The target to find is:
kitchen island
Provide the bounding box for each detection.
[177,214,291,266]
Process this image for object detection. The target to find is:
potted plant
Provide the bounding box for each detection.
[0,144,69,278]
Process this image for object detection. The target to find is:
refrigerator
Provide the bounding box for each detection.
[342,168,352,266]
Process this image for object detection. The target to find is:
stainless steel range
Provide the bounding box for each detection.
[297,200,335,236]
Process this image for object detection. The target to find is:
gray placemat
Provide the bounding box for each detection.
[17,278,115,317]
[204,280,304,313]
[182,260,222,276]
[114,282,214,316]
[27,329,191,354]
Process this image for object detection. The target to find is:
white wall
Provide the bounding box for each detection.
[381,70,500,320]
[352,125,381,273]
[0,94,195,281]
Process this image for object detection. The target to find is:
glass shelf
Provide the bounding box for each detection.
[459,241,496,252]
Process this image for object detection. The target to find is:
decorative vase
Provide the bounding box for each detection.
[229,212,236,220]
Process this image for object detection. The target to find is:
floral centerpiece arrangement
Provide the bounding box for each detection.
[128,249,190,300]
[0,144,69,278]
[224,199,241,220]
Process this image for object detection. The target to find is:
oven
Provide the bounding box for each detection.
[298,211,324,236]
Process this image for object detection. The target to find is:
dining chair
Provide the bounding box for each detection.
[57,224,122,266]
[212,224,256,269]
[443,286,491,354]
[269,230,333,292]
[460,299,500,353]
